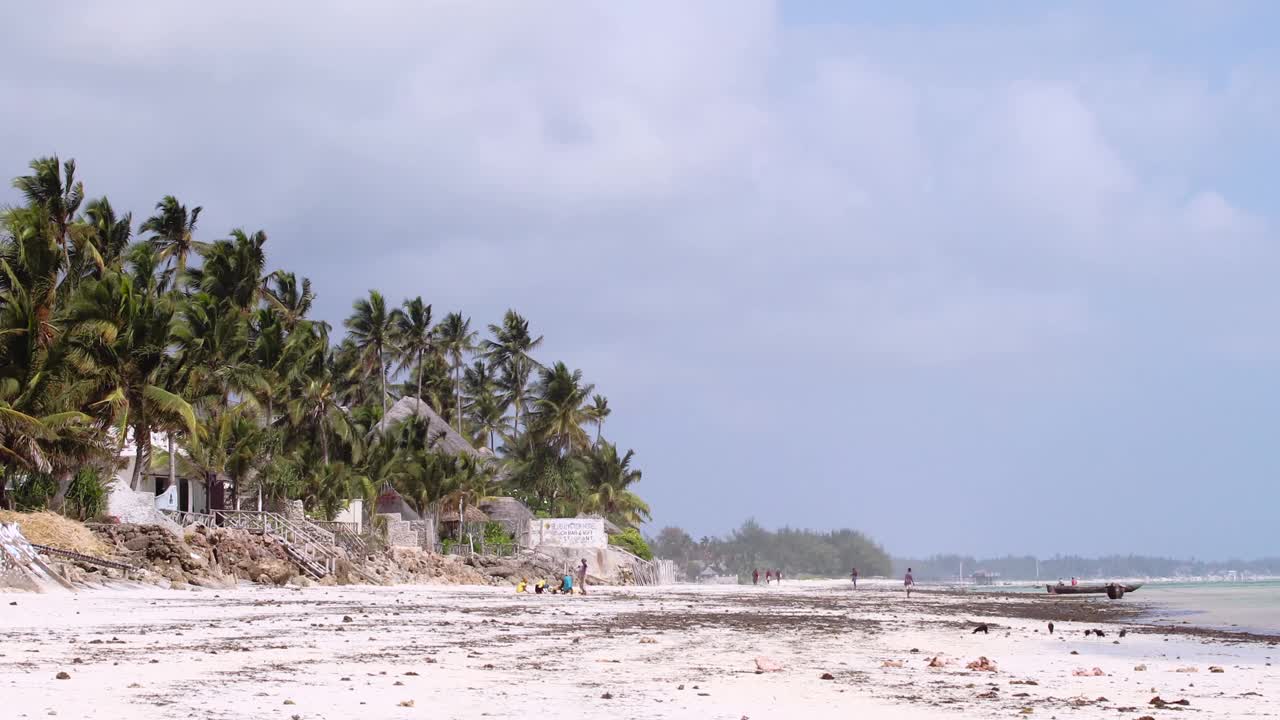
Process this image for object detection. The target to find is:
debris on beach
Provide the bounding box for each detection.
[881,660,904,668]
[966,656,998,672]
[639,636,656,644]
[820,672,835,680]
[926,655,947,668]
[1134,664,1147,671]
[1072,667,1106,677]
[754,656,783,673]
[55,672,70,680]
[1174,666,1199,673]
[398,699,415,707]
[1150,696,1190,708]
[1208,666,1225,673]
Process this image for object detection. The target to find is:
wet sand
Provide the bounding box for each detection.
[3,580,1277,719]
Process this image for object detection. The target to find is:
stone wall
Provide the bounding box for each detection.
[381,514,421,548]
[407,518,437,550]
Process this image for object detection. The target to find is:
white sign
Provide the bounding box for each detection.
[529,519,606,549]
[155,485,178,511]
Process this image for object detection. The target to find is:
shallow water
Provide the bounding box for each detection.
[1140,580,1280,634]
[970,580,1280,634]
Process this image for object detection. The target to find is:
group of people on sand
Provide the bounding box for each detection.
[516,558,590,596]
[751,568,784,585]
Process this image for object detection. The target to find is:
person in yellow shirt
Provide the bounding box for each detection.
[516,578,528,593]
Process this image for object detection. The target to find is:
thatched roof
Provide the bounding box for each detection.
[370,397,480,458]
[439,505,490,524]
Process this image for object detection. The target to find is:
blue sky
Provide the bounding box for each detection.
[2,1,1277,559]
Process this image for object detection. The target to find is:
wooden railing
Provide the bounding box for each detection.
[212,510,340,578]
[159,509,217,528]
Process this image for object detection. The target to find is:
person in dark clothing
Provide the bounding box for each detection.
[851,567,859,589]
[752,568,759,585]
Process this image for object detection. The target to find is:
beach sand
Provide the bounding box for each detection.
[2,580,1277,719]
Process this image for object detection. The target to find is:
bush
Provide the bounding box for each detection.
[64,468,109,521]
[608,527,653,560]
[12,473,57,511]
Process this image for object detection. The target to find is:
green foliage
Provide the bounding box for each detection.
[608,527,653,560]
[482,521,513,546]
[11,473,57,511]
[63,467,108,520]
[0,154,651,529]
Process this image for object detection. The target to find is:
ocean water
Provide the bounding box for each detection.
[1140,580,1280,634]
[972,580,1280,634]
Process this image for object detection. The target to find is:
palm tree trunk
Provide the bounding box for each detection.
[416,349,424,403]
[595,421,602,446]
[379,346,388,418]
[130,423,148,491]
[321,428,330,466]
[167,430,177,499]
[454,360,462,432]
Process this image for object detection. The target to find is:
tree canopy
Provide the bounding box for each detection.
[0,155,649,530]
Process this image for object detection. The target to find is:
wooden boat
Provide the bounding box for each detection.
[1046,583,1143,599]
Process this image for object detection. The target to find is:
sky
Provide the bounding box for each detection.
[2,1,1278,560]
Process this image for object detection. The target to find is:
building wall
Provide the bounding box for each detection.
[333,499,364,532]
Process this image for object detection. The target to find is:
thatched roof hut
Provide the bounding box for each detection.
[439,505,490,524]
[370,397,480,457]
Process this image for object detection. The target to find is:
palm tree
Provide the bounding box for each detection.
[262,270,314,330]
[434,311,475,433]
[529,361,594,455]
[285,374,356,465]
[482,309,542,437]
[66,256,197,489]
[585,394,610,446]
[582,441,650,528]
[139,195,202,279]
[83,198,133,277]
[187,228,267,313]
[389,296,434,404]
[344,290,392,418]
[12,156,88,269]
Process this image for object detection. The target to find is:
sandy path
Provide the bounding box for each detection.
[2,581,1276,719]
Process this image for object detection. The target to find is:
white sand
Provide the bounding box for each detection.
[2,580,1276,719]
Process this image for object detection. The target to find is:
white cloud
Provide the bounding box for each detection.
[2,1,1277,553]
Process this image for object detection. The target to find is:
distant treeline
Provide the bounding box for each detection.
[893,554,1280,581]
[648,520,892,582]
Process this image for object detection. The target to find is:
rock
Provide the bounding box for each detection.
[398,700,415,707]
[55,671,70,680]
[1209,666,1225,673]
[283,700,295,705]
[881,660,904,668]
[342,616,354,623]
[820,672,835,680]
[600,692,614,699]
[966,657,998,672]
[1134,664,1147,671]
[755,656,783,673]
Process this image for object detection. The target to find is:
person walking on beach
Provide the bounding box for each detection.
[1071,577,1078,587]
[776,569,782,583]
[578,558,588,595]
[904,567,915,598]
[752,568,760,585]
[851,567,858,589]
[765,569,773,584]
